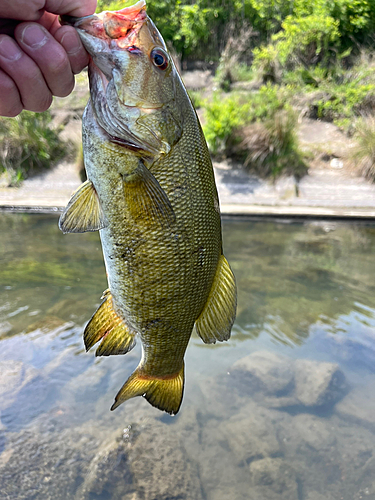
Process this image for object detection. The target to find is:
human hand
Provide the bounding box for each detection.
[0,0,97,117]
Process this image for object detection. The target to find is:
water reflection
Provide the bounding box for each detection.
[1,214,375,500]
[224,219,375,346]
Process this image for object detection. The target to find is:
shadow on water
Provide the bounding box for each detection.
[1,213,375,499]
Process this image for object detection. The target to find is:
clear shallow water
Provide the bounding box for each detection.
[1,214,375,499]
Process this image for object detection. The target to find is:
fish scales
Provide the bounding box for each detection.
[59,0,236,414]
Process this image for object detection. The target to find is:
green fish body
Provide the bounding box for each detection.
[59,0,236,414]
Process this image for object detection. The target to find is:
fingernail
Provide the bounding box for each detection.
[0,37,22,61]
[60,31,81,55]
[21,25,47,49]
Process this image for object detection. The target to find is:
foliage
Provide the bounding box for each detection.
[201,85,305,178]
[274,14,340,66]
[97,0,375,63]
[97,0,234,59]
[282,55,375,128]
[203,84,292,154]
[253,6,341,80]
[0,111,66,186]
[233,108,307,178]
[315,82,375,123]
[349,116,375,181]
[202,94,250,155]
[187,90,204,109]
[214,23,255,90]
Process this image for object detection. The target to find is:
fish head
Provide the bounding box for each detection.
[63,1,182,155]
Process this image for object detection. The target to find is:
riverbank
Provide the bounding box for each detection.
[1,71,375,219]
[1,150,375,218]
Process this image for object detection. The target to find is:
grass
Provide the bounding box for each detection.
[201,84,307,179]
[349,116,375,181]
[232,108,307,179]
[0,110,67,186]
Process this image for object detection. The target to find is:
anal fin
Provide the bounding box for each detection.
[84,289,136,356]
[123,162,175,228]
[195,254,237,344]
[59,180,106,234]
[111,363,184,415]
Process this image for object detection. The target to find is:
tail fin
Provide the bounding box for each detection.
[111,364,184,415]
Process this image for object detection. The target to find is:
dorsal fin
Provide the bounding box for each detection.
[59,180,107,234]
[84,289,136,356]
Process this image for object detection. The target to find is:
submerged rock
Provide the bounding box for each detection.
[278,413,375,499]
[217,401,282,465]
[231,351,294,396]
[231,351,347,409]
[25,315,68,334]
[79,419,202,500]
[0,360,39,411]
[0,422,101,500]
[294,358,347,407]
[0,411,202,500]
[128,421,202,500]
[336,378,375,428]
[249,457,299,500]
[0,321,13,337]
[305,493,335,500]
[278,414,336,456]
[77,430,135,500]
[197,399,289,500]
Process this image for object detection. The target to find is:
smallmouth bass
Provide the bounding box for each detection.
[59,0,237,415]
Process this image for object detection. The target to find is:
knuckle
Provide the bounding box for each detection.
[0,73,22,116]
[0,74,16,93]
[48,51,69,77]
[0,106,22,117]
[54,78,74,98]
[25,91,52,113]
[38,94,53,112]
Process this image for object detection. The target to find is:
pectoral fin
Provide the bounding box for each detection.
[111,363,184,415]
[59,180,106,234]
[84,289,136,356]
[195,255,237,344]
[123,162,175,228]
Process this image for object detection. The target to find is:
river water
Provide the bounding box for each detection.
[1,213,375,500]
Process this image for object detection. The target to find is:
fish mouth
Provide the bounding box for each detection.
[61,0,147,43]
[61,0,147,82]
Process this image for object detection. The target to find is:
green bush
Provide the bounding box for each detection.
[202,84,292,155]
[187,90,204,109]
[315,82,375,123]
[275,14,340,66]
[202,94,251,155]
[0,111,66,185]
[234,108,307,178]
[253,8,341,81]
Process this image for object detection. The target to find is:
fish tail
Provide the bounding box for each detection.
[111,363,184,415]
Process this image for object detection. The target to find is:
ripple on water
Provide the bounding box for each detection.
[1,214,375,499]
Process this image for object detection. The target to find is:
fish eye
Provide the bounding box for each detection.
[151,48,168,70]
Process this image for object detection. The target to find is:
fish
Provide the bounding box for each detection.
[59,0,237,415]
